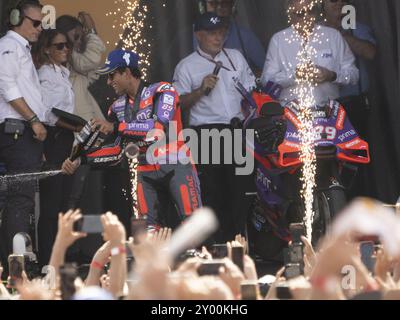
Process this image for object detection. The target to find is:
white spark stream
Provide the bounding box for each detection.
[286,0,323,239]
[106,0,151,80]
[106,0,153,215]
[128,158,139,218]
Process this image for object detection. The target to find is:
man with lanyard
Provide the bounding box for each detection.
[0,1,47,268]
[173,13,256,242]
[194,0,265,75]
[62,49,202,232]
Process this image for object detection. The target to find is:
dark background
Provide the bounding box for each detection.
[1,0,399,205]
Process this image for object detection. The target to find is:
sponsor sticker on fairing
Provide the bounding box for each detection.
[284,141,301,149]
[345,138,361,148]
[338,130,356,142]
[312,110,327,118]
[286,131,300,139]
[284,109,301,129]
[336,108,346,130]
[256,168,273,189]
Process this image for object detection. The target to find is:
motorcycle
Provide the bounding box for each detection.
[234,80,370,260]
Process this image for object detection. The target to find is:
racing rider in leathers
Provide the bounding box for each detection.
[62,49,202,231]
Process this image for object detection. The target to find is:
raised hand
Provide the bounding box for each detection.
[101,212,126,246]
[55,209,87,249]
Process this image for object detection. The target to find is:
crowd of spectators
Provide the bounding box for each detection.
[1,198,400,301]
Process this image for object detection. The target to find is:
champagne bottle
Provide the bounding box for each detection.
[69,122,98,161]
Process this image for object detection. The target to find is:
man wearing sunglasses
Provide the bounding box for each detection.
[261,0,359,106]
[0,1,47,269]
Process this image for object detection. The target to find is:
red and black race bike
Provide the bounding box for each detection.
[235,81,370,260]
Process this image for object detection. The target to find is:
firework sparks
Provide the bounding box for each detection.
[128,158,139,218]
[106,0,152,80]
[106,0,154,216]
[286,0,323,239]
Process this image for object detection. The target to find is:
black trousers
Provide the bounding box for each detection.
[193,124,255,243]
[0,123,43,268]
[38,126,74,266]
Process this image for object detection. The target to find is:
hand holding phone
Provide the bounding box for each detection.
[211,244,228,259]
[74,215,103,234]
[231,246,244,272]
[289,223,305,244]
[57,209,87,247]
[197,260,225,276]
[360,241,376,274]
[241,281,260,300]
[288,243,303,264]
[284,263,302,280]
[101,212,127,245]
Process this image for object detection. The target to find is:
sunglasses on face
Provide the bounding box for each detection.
[25,15,42,28]
[52,42,71,51]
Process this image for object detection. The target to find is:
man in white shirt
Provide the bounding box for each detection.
[0,1,46,265]
[173,12,256,242]
[261,0,359,106]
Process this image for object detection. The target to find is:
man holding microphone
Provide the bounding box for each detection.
[173,12,256,242]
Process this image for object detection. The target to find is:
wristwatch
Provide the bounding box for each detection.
[28,114,41,126]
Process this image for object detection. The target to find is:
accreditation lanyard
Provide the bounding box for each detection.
[196,48,237,72]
